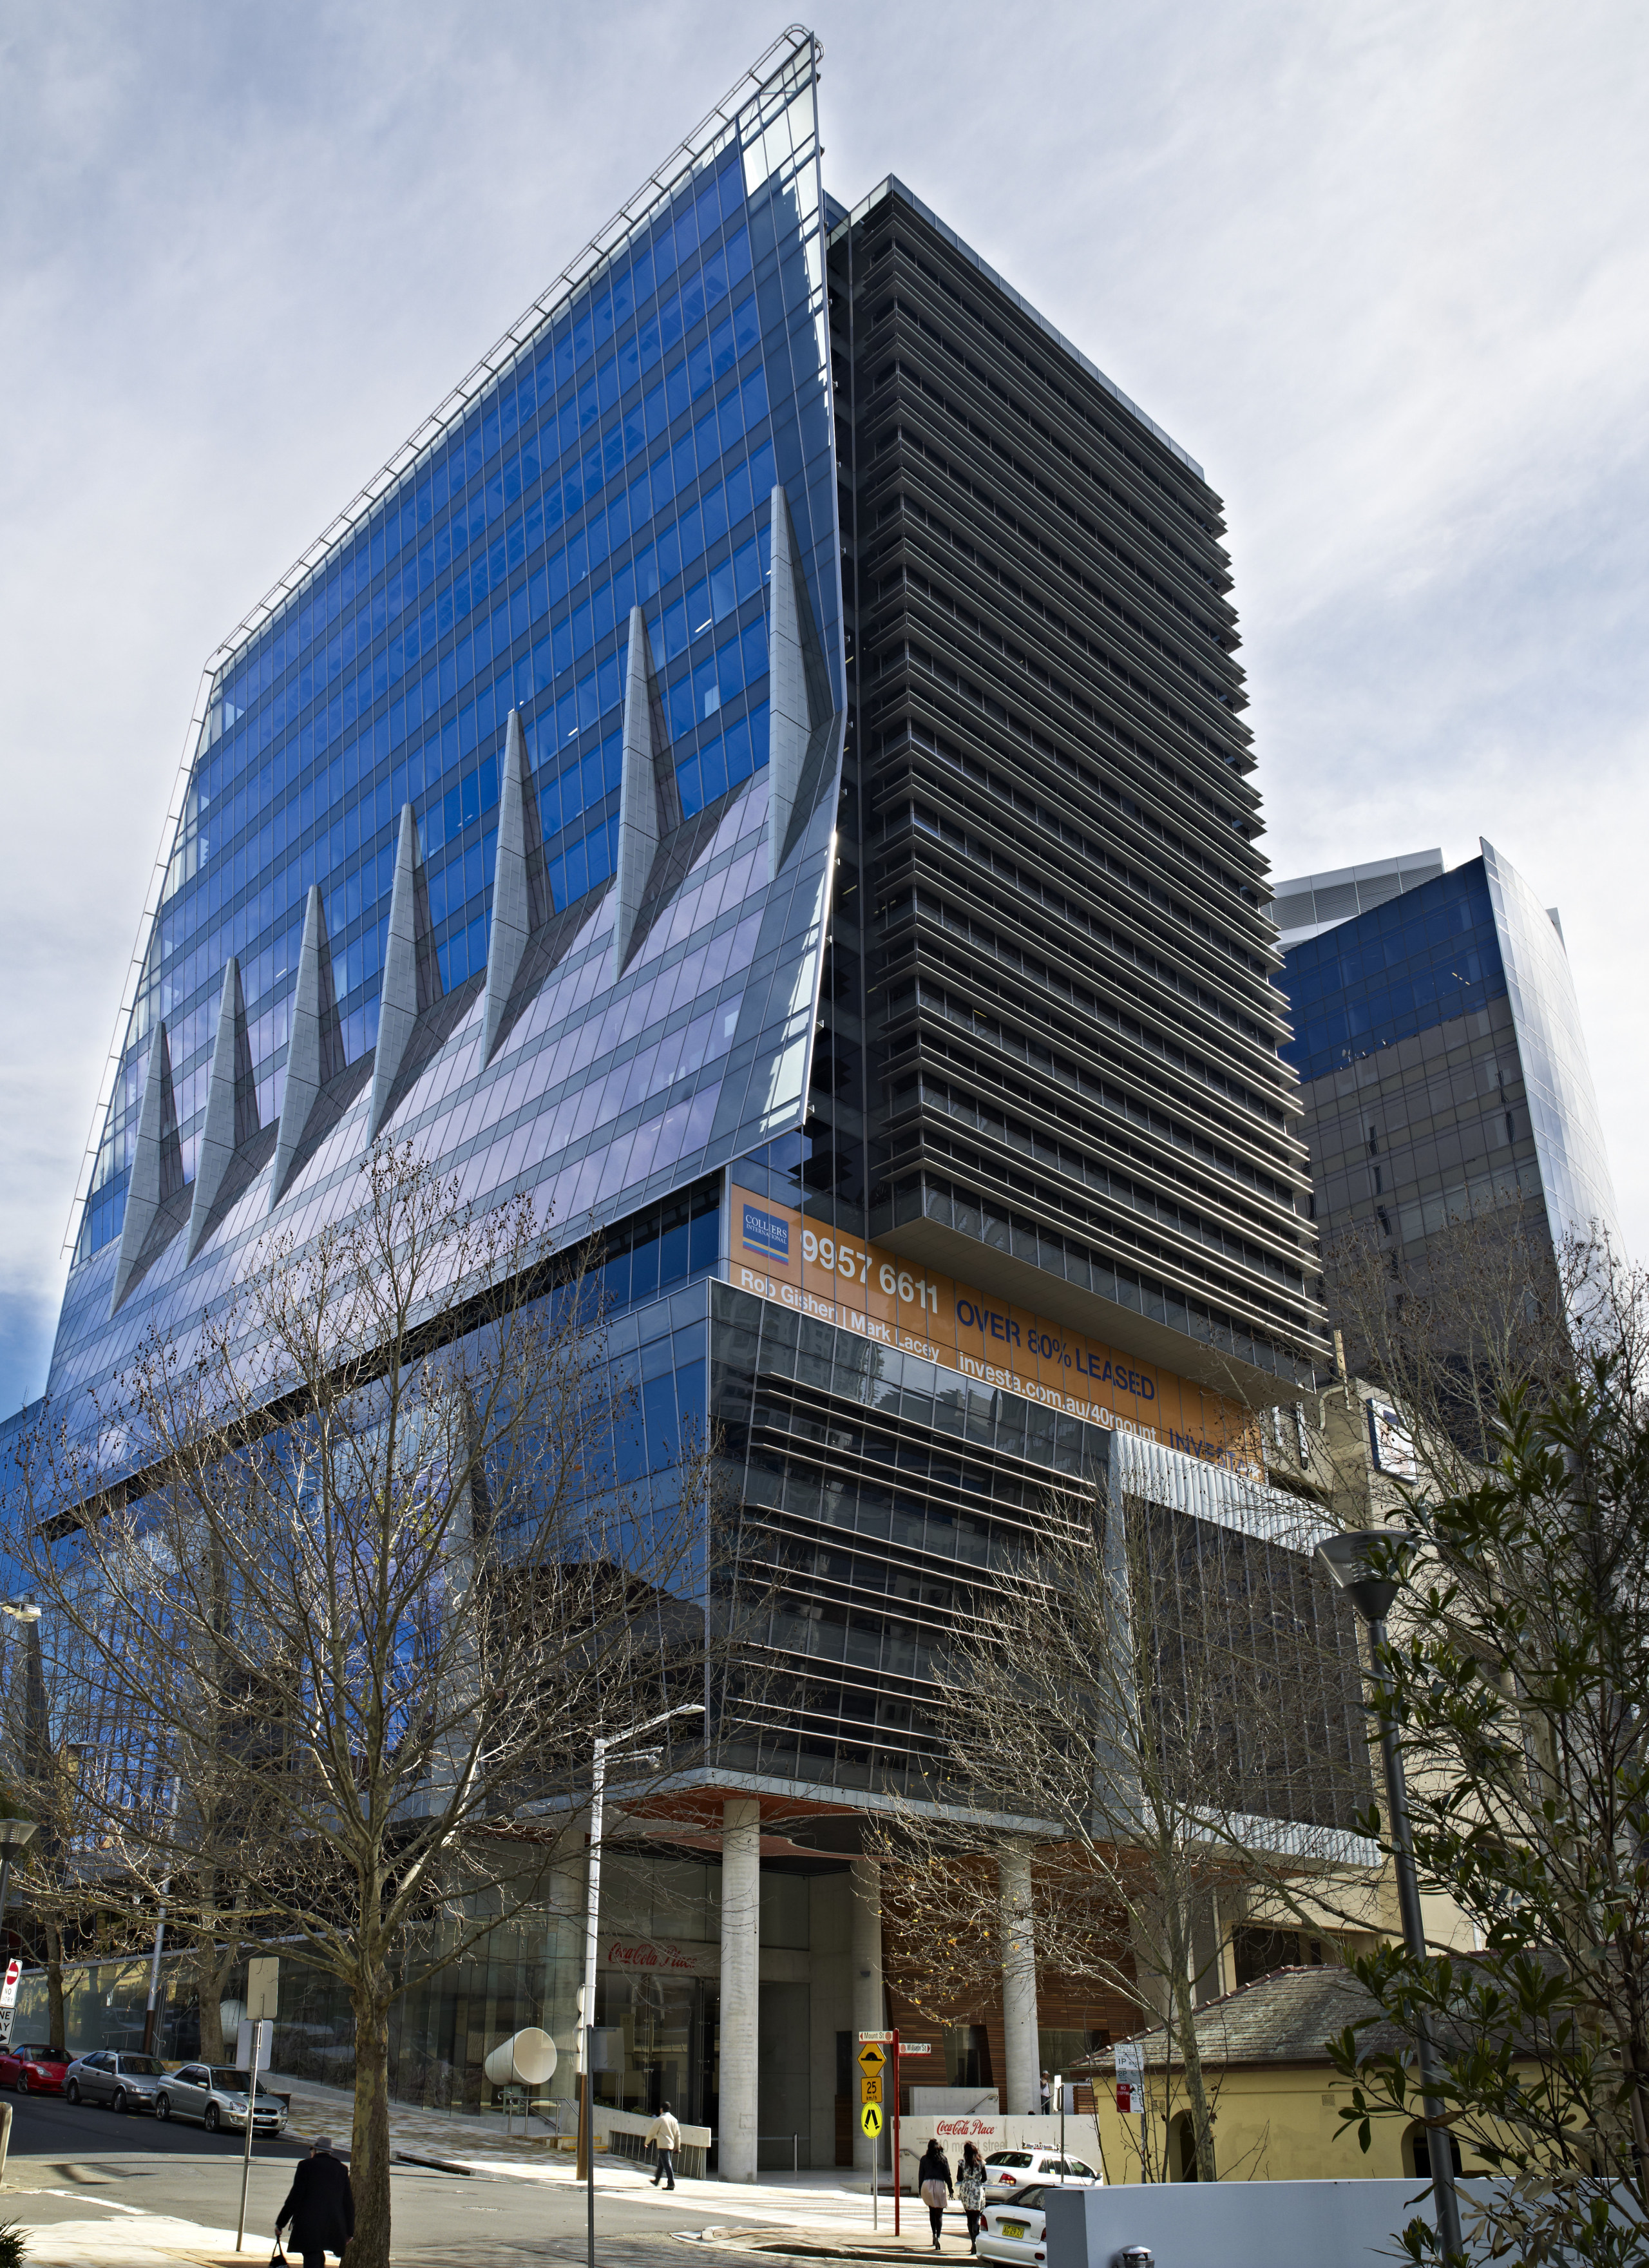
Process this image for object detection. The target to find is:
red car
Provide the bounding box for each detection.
[0,2043,71,2095]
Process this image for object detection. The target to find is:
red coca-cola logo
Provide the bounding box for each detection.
[605,1940,696,1973]
[933,2119,999,2137]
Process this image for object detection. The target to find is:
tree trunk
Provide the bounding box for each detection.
[1170,1962,1218,2180]
[198,1953,224,2062]
[350,1985,394,2268]
[45,1921,65,2050]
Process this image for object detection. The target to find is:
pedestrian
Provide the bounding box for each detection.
[647,2099,682,2189]
[917,2137,954,2252]
[1039,2070,1051,2114]
[273,2137,354,2268]
[956,2141,988,2255]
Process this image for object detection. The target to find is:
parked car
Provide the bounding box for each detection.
[977,2182,1053,2264]
[982,2149,1101,2189]
[62,2050,168,2112]
[0,2043,70,2095]
[155,2063,289,2136]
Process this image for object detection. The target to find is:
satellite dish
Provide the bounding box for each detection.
[484,2027,557,2086]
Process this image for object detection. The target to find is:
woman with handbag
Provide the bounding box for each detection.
[917,2137,954,2251]
[956,2142,988,2254]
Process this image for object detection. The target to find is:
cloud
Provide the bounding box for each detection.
[1,0,1643,1410]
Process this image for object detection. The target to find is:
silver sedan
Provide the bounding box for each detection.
[62,2050,168,2113]
[155,2062,289,2135]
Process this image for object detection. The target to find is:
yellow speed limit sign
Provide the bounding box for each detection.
[860,2072,882,2106]
[860,2101,884,2139]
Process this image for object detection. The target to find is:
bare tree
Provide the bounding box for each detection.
[5,1150,715,2268]
[875,1463,1372,2181]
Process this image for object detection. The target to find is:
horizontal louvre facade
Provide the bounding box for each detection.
[828,184,1324,1397]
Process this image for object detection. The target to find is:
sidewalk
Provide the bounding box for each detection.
[269,2068,909,2235]
[0,2077,958,2266]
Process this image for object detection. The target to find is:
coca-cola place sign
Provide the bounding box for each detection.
[602,1936,717,1977]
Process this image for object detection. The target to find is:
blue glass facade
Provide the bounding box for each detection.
[1279,859,1507,1085]
[52,33,843,1411]
[1279,843,1619,1261]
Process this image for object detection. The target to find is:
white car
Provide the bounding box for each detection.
[982,2149,1101,2190]
[977,2181,1055,2264]
[155,2063,289,2136]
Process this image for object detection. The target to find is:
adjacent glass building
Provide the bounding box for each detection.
[24,28,1362,2172]
[1272,840,1619,1265]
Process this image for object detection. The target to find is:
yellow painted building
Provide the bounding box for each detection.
[1078,1967,1486,2186]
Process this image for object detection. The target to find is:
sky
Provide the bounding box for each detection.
[0,0,1644,1416]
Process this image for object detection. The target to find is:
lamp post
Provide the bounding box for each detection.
[0,1814,39,2048]
[579,1702,705,2268]
[1318,1529,1462,2263]
[0,1603,44,2051]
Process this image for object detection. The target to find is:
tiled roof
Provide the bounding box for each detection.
[1077,1967,1413,2071]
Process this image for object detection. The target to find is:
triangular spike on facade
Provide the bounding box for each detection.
[766,482,831,881]
[186,958,258,1261]
[481,710,538,1065]
[369,803,443,1138]
[270,886,342,1206]
[611,608,678,982]
[110,1022,180,1314]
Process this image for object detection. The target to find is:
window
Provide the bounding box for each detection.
[1404,2122,1463,2180]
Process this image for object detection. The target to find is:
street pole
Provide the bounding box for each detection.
[1369,1614,1463,2263]
[1317,1531,1463,2266]
[234,2018,265,2253]
[143,1778,180,2056]
[579,1702,703,2268]
[891,2030,901,2238]
[0,1816,39,2052]
[578,1732,607,2196]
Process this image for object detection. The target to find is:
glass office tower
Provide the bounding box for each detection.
[32,31,1358,2160]
[1272,840,1619,1270]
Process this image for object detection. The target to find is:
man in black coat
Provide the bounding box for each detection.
[275,2136,355,2267]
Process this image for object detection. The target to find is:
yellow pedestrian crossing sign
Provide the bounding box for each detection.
[861,2100,884,2138]
[857,2042,886,2075]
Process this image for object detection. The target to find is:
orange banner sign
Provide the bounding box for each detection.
[729,1194,1257,1472]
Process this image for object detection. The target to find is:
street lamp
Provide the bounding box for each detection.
[579,1702,705,2268]
[0,1603,41,1626]
[0,1813,39,2025]
[1318,1529,1463,2263]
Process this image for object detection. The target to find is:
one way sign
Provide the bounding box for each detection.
[0,1958,21,2048]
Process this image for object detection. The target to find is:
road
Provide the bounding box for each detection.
[0,2088,772,2265]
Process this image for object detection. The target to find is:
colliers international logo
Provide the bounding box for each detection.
[741,1204,790,1263]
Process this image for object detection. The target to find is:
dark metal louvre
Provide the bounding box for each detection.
[840,188,1325,1392]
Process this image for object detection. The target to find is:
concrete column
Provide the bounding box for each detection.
[998,1842,1040,2115]
[850,1857,883,2170]
[720,1798,761,2181]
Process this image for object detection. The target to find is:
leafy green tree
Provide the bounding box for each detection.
[1330,1346,1649,2266]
